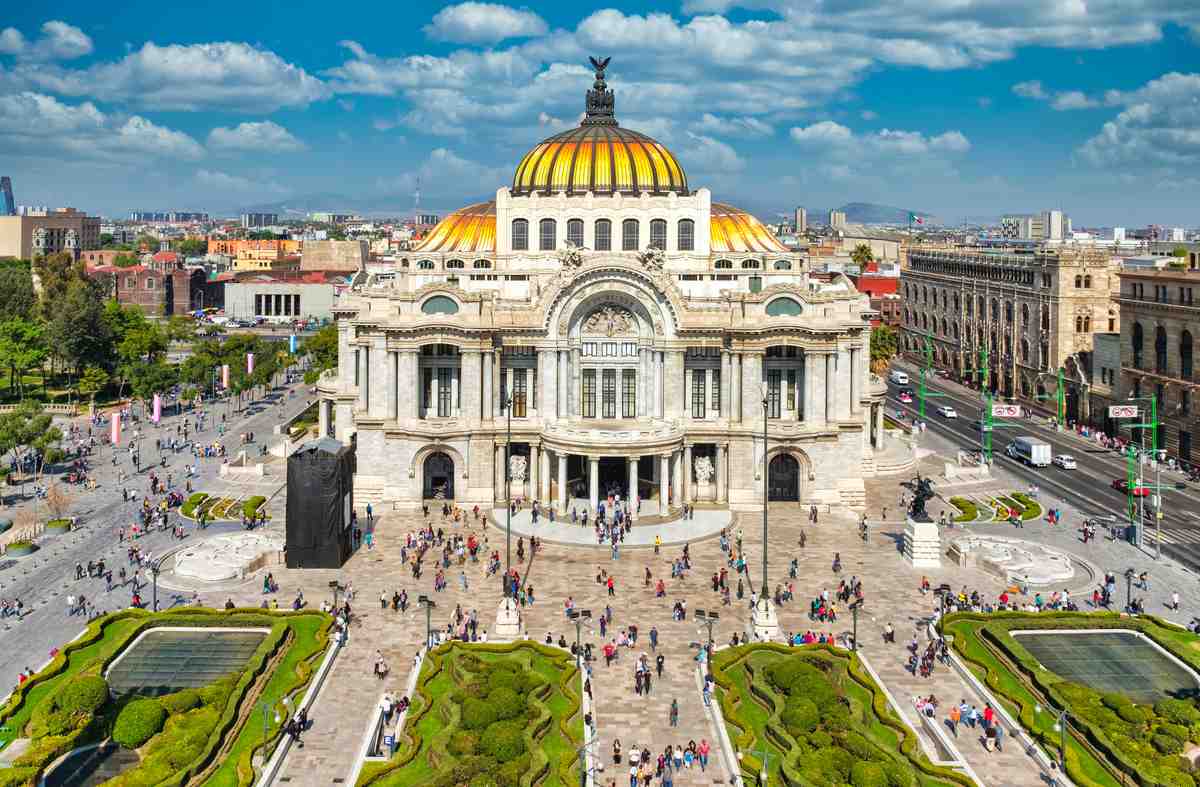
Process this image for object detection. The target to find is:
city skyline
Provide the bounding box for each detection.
[1,0,1197,224]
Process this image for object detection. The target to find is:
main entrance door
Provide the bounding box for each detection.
[768,454,799,501]
[423,452,454,499]
[598,457,627,498]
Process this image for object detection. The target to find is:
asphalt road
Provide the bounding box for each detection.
[887,361,1200,572]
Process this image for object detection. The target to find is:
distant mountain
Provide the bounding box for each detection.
[232,191,492,220]
[835,202,937,225]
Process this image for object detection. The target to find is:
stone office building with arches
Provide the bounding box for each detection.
[316,62,887,516]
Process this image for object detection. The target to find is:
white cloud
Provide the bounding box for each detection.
[860,110,877,121]
[1078,72,1200,170]
[693,112,773,138]
[789,120,853,145]
[9,41,329,111]
[680,131,745,171]
[0,20,92,60]
[194,169,288,195]
[1050,90,1100,110]
[789,120,969,180]
[1012,80,1047,99]
[208,121,305,152]
[0,91,203,161]
[423,3,548,44]
[976,97,993,109]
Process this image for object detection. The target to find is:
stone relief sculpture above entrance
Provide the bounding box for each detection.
[509,454,527,483]
[582,305,636,337]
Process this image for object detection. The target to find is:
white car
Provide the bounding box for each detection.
[1053,454,1077,470]
[936,405,958,418]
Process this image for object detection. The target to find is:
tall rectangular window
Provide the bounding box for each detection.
[254,294,262,316]
[513,369,528,417]
[766,369,782,418]
[421,367,431,410]
[711,369,721,412]
[678,219,694,251]
[594,220,611,251]
[786,369,796,410]
[602,369,617,418]
[622,219,639,251]
[437,367,452,417]
[539,218,557,251]
[692,370,706,418]
[622,370,636,418]
[511,219,528,251]
[649,219,667,250]
[582,370,596,418]
[567,219,584,247]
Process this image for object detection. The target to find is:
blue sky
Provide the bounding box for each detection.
[1,0,1197,225]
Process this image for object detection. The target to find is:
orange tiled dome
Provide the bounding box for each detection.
[512,125,688,197]
[710,203,788,253]
[413,201,496,253]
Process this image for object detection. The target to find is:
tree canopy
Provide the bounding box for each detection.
[869,325,899,374]
[850,243,874,267]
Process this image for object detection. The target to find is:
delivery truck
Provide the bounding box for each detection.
[1005,436,1052,467]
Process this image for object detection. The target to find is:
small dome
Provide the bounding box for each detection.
[710,203,788,253]
[511,56,687,197]
[413,201,495,253]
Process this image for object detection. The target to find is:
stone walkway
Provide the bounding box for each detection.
[490,506,730,547]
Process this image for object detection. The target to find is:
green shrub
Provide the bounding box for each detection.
[851,761,889,787]
[113,698,167,749]
[1117,704,1152,725]
[1157,699,1200,726]
[58,675,109,714]
[161,688,200,714]
[242,495,266,519]
[810,730,833,748]
[0,767,38,787]
[781,696,820,735]
[181,493,208,518]
[1011,492,1042,520]
[487,668,525,694]
[949,497,978,523]
[1101,692,1133,712]
[1153,734,1185,755]
[488,686,526,721]
[460,696,498,730]
[449,730,479,756]
[482,719,526,762]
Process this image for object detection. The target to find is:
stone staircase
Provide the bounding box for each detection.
[353,475,386,506]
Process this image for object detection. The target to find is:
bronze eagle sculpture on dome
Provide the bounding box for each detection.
[589,56,610,77]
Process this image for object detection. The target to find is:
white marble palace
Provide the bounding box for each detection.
[317,59,888,515]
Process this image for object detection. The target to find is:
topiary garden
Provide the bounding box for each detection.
[357,641,583,787]
[712,643,971,787]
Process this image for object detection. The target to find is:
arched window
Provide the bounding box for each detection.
[1084,275,1092,288]
[941,318,948,335]
[421,295,459,315]
[1132,322,1144,368]
[1075,316,1083,333]
[991,299,999,320]
[1021,303,1029,327]
[622,219,639,251]
[922,286,928,305]
[953,323,960,339]
[1083,316,1091,332]
[416,259,435,270]
[942,292,948,310]
[1156,325,1168,373]
[446,259,464,269]
[473,259,492,269]
[765,297,802,316]
[566,218,584,247]
[511,219,528,251]
[1074,275,1082,288]
[773,259,792,270]
[715,259,733,269]
[741,259,760,269]
[649,219,667,250]
[539,218,557,251]
[677,219,695,251]
[953,293,959,311]
[594,219,611,251]
[1182,330,1194,379]
[1005,301,1013,322]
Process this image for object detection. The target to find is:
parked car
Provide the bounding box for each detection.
[936,405,958,418]
[889,370,909,385]
[898,392,913,404]
[1053,454,1077,470]
[1111,479,1150,496]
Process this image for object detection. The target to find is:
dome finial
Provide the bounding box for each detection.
[583,56,617,126]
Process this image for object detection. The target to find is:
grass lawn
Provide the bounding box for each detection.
[357,641,583,787]
[712,643,970,787]
[944,612,1200,787]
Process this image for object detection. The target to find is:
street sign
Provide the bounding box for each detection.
[1108,405,1138,418]
[991,404,1021,418]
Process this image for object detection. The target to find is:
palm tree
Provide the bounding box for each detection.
[850,243,874,268]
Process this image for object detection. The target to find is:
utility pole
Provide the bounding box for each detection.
[1125,395,1161,551]
[1035,369,1066,431]
[917,336,947,423]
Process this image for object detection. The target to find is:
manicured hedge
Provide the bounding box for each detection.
[949,497,978,523]
[242,495,267,519]
[945,612,1200,787]
[181,492,208,518]
[113,698,167,748]
[1011,492,1043,520]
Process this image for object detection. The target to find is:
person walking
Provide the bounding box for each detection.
[669,698,679,727]
[947,704,960,737]
[994,723,1004,752]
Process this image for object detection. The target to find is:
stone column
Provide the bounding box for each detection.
[641,348,653,416]
[731,353,742,423]
[557,350,568,419]
[669,351,686,419]
[805,353,825,426]
[318,399,330,436]
[684,367,692,419]
[492,350,503,418]
[659,454,670,512]
[875,403,885,447]
[482,351,493,420]
[540,446,551,501]
[462,351,482,422]
[495,442,505,502]
[557,452,568,512]
[356,346,368,410]
[386,350,398,421]
[450,367,460,418]
[720,351,731,419]
[530,443,540,502]
[683,444,693,502]
[654,352,665,419]
[741,352,762,424]
[588,456,599,512]
[825,352,837,423]
[672,450,683,506]
[716,443,727,503]
[406,351,419,420]
[428,368,439,419]
[571,348,581,417]
[838,349,853,421]
[628,456,639,510]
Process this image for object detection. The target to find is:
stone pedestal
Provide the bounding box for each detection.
[903,517,941,568]
[750,598,779,641]
[694,480,715,502]
[494,597,522,640]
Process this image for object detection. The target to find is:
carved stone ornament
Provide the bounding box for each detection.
[558,242,585,269]
[509,454,527,483]
[694,455,715,484]
[637,246,666,271]
[582,305,635,337]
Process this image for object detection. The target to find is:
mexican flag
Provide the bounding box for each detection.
[909,212,924,225]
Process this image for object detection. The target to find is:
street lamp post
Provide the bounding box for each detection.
[418,594,436,650]
[1036,703,1069,776]
[1124,568,1135,612]
[150,556,164,612]
[749,397,778,640]
[849,599,862,651]
[575,736,597,787]
[567,609,592,668]
[760,397,769,600]
[259,700,281,769]
[503,395,513,598]
[696,609,719,668]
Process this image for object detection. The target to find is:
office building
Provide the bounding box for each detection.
[794,207,807,233]
[0,177,14,216]
[319,65,886,511]
[0,208,101,259]
[828,210,847,230]
[1000,210,1071,242]
[300,240,368,272]
[240,212,279,229]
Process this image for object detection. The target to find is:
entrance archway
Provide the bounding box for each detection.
[768,454,800,501]
[423,452,454,500]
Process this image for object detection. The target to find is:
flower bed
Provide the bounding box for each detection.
[180,492,209,519]
[1010,492,1043,520]
[945,611,1200,787]
[5,540,37,557]
[712,643,970,787]
[44,518,72,533]
[0,608,330,787]
[357,641,583,787]
[241,495,267,520]
[949,496,979,523]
